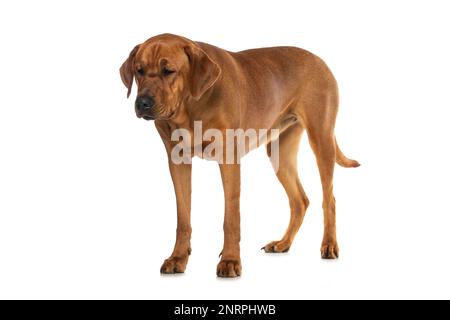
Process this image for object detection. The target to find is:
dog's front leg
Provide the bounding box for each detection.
[217,163,242,277]
[160,161,192,274]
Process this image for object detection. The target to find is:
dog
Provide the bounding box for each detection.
[120,33,359,277]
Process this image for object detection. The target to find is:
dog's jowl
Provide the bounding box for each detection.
[120,33,359,278]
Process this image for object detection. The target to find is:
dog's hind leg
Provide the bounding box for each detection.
[306,124,340,259]
[263,123,309,253]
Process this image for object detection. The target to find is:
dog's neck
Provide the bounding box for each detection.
[165,76,224,130]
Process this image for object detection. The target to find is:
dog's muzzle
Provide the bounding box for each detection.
[135,95,155,120]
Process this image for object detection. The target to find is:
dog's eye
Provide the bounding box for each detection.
[136,68,144,76]
[162,67,175,76]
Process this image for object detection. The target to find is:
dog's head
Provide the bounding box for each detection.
[120,34,221,120]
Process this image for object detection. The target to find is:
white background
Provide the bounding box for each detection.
[0,0,449,299]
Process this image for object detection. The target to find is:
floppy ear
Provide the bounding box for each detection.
[184,44,221,100]
[119,45,140,98]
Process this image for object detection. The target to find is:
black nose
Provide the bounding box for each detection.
[135,95,155,114]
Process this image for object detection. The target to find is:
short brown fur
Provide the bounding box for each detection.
[120,34,359,277]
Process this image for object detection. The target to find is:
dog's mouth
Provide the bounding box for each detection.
[136,113,155,121]
[137,106,176,121]
[138,111,176,121]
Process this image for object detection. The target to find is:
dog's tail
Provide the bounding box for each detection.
[335,137,360,168]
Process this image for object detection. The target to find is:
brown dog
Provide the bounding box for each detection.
[120,33,359,277]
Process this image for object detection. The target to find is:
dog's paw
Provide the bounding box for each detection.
[321,243,339,259]
[262,240,290,253]
[160,256,189,274]
[216,259,241,278]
